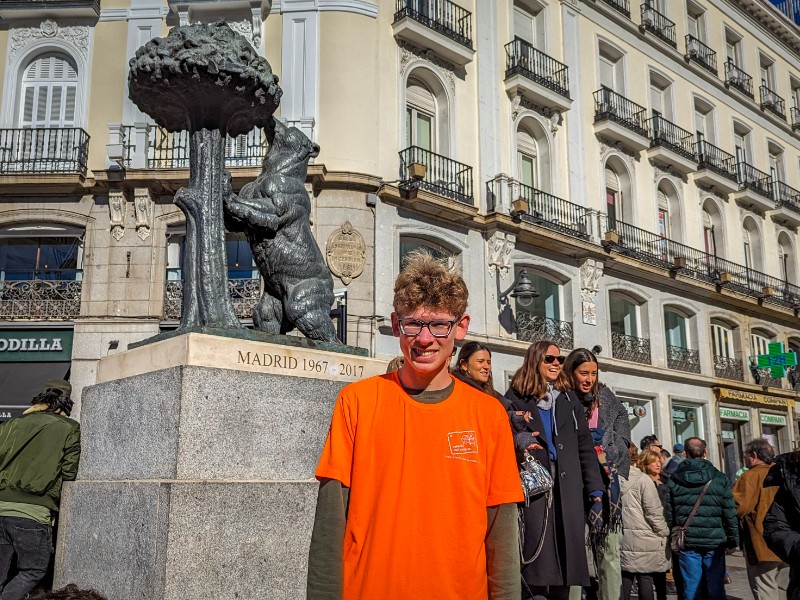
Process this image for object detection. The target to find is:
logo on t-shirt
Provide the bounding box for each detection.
[448,430,478,455]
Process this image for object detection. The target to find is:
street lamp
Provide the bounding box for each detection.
[501,268,539,308]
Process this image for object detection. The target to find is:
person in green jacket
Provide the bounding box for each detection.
[664,437,738,600]
[0,379,81,600]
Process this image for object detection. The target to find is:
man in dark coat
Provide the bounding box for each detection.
[763,450,800,600]
[665,437,738,600]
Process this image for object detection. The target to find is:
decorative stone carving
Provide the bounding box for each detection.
[487,231,516,278]
[399,41,455,94]
[326,221,366,285]
[134,188,153,241]
[599,138,637,166]
[108,190,126,242]
[510,93,559,133]
[579,258,603,325]
[10,20,90,60]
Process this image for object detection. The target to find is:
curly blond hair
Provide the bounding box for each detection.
[393,250,468,317]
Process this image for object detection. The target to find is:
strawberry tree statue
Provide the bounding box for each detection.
[128,22,281,330]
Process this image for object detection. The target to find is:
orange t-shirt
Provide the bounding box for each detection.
[315,372,523,600]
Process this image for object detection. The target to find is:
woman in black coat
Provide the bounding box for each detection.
[504,340,605,600]
[450,341,504,401]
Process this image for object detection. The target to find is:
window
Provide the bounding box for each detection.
[751,330,772,356]
[19,53,78,129]
[513,1,545,49]
[517,269,561,321]
[598,42,623,92]
[166,228,256,281]
[517,126,537,189]
[649,72,673,120]
[733,123,751,164]
[657,182,681,243]
[672,402,704,444]
[604,158,631,228]
[406,77,435,152]
[725,29,743,67]
[664,309,689,349]
[693,97,714,144]
[0,225,83,281]
[399,235,457,268]
[742,217,762,272]
[516,118,551,193]
[759,54,776,90]
[610,292,640,337]
[686,2,706,42]
[791,78,800,111]
[711,322,735,359]
[768,144,784,184]
[778,232,795,284]
[702,199,723,258]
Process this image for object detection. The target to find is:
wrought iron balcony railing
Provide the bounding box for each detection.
[714,355,744,381]
[736,161,774,200]
[399,146,474,205]
[148,127,268,169]
[647,114,696,161]
[0,270,82,321]
[487,177,590,240]
[695,139,738,182]
[611,331,651,365]
[504,39,569,99]
[593,87,648,137]
[602,218,800,309]
[516,313,574,350]
[640,4,676,47]
[792,107,800,131]
[773,181,800,215]
[164,274,261,321]
[725,60,754,98]
[684,35,717,74]
[393,0,473,49]
[0,128,89,175]
[601,0,631,17]
[667,345,701,373]
[760,85,786,120]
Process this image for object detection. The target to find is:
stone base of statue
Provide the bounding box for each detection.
[54,333,386,600]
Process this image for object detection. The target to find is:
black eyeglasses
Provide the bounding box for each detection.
[543,355,566,365]
[397,318,458,338]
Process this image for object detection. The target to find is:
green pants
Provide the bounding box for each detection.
[569,529,622,600]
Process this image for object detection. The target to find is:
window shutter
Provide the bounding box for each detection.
[406,79,435,115]
[20,53,79,128]
[605,167,620,191]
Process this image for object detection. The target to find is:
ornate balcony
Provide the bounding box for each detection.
[0,0,100,19]
[399,146,473,205]
[516,313,573,350]
[600,0,631,18]
[725,60,754,98]
[0,128,89,176]
[667,345,701,374]
[770,181,800,227]
[639,4,676,47]
[611,331,651,365]
[760,85,786,120]
[684,35,717,74]
[392,0,473,66]
[504,39,571,113]
[646,114,698,175]
[164,276,261,321]
[492,178,590,241]
[601,217,800,310]
[714,356,744,381]
[146,127,267,170]
[733,162,775,212]
[593,87,650,151]
[0,270,82,321]
[693,139,739,194]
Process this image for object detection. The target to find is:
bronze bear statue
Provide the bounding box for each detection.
[224,118,339,343]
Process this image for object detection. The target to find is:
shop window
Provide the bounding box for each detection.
[672,402,704,444]
[0,225,83,281]
[618,393,655,450]
[760,412,789,454]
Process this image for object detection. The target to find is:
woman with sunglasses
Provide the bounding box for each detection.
[451,341,503,400]
[504,340,605,600]
[564,347,631,600]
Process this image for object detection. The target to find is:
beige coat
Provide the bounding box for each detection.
[621,466,670,573]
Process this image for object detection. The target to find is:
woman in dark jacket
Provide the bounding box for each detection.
[451,341,503,400]
[763,450,800,600]
[504,340,605,600]
[564,348,631,600]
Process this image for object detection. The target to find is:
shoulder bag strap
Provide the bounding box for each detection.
[683,480,713,530]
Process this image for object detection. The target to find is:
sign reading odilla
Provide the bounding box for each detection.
[0,329,73,362]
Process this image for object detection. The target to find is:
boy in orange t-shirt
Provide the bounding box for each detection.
[307,251,524,600]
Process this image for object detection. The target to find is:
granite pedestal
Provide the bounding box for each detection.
[54,333,386,599]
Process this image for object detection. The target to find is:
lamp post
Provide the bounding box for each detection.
[501,268,539,307]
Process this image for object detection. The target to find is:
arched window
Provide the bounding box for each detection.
[609,290,650,364]
[742,217,763,272]
[405,77,436,152]
[398,235,459,269]
[777,232,796,284]
[515,266,572,349]
[166,228,256,281]
[664,306,699,373]
[702,198,724,258]
[609,292,641,337]
[19,53,78,129]
[516,117,551,194]
[664,308,689,349]
[711,319,742,381]
[750,329,773,356]
[605,158,631,227]
[657,181,681,242]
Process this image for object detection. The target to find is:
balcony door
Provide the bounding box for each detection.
[405,78,436,152]
[664,310,688,349]
[711,323,735,359]
[20,53,78,130]
[610,293,639,338]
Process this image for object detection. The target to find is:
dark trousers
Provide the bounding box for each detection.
[523,584,572,600]
[622,571,656,600]
[0,516,52,600]
[652,571,667,600]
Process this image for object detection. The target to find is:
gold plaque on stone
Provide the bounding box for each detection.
[326,221,366,285]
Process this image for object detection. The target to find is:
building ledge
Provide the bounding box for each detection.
[392,16,474,67]
[378,183,478,224]
[692,168,740,196]
[646,145,698,176]
[505,75,572,114]
[593,120,650,152]
[0,173,92,195]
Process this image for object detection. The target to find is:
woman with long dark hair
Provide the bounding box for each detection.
[504,340,604,600]
[451,341,502,399]
[564,348,631,600]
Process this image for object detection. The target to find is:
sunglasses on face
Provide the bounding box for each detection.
[543,355,565,365]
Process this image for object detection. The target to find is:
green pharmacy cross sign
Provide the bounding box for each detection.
[750,342,798,379]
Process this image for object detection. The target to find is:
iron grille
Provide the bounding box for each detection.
[516,313,574,350]
[0,275,82,320]
[504,38,569,99]
[393,0,472,49]
[713,356,744,381]
[399,146,474,205]
[611,332,651,365]
[647,114,696,162]
[640,4,676,47]
[164,277,261,321]
[684,35,717,74]
[0,128,89,175]
[666,345,701,374]
[593,87,648,137]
